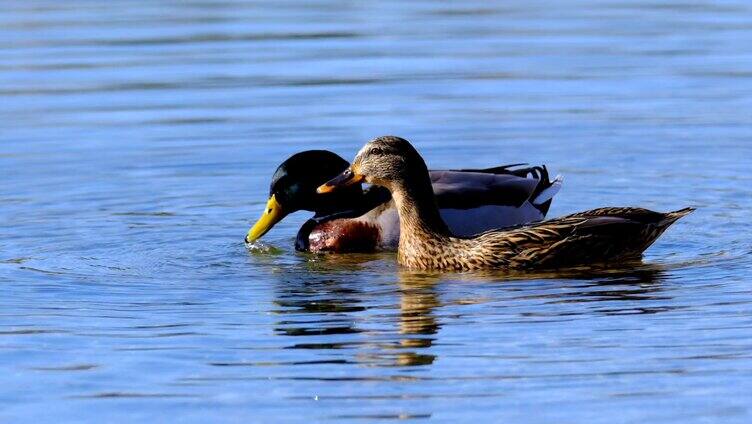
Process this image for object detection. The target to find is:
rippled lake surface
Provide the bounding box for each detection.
[2,1,752,422]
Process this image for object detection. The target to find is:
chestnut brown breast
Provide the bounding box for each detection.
[308,219,381,253]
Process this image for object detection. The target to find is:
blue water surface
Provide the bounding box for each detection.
[1,0,751,422]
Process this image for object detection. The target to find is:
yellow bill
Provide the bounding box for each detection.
[246,194,286,243]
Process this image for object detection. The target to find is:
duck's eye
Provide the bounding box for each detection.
[370,147,383,156]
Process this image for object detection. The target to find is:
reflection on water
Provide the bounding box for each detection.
[2,0,752,422]
[271,272,439,368]
[269,265,672,371]
[395,273,440,366]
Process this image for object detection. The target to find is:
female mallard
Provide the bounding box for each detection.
[317,136,693,271]
[246,150,562,252]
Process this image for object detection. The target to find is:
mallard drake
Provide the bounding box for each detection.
[317,136,693,271]
[246,150,562,252]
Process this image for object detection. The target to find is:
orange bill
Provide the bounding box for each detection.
[316,168,364,194]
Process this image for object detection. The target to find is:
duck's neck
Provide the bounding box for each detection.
[389,177,451,247]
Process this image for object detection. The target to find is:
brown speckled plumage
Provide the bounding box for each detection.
[397,205,694,271]
[320,136,694,271]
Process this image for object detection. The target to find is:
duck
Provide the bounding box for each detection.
[317,136,693,271]
[245,150,562,253]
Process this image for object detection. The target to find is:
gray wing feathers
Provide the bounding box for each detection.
[429,170,540,209]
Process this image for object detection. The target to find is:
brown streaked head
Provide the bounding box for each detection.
[317,136,430,194]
